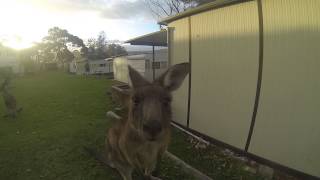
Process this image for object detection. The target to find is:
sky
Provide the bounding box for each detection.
[0,0,160,49]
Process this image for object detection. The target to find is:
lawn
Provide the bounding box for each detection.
[169,129,264,180]
[1,71,291,180]
[0,72,193,180]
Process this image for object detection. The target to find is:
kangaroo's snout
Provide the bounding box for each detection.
[143,120,162,140]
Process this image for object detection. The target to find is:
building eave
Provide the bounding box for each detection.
[158,0,252,25]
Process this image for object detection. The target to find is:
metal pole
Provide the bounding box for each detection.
[167,27,172,67]
[152,45,155,81]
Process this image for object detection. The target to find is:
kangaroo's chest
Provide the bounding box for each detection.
[135,141,161,170]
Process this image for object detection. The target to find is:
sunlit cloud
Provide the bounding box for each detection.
[0,0,159,49]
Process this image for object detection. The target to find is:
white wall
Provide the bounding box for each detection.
[168,0,320,177]
[189,0,259,150]
[113,54,168,83]
[168,17,190,126]
[249,0,320,177]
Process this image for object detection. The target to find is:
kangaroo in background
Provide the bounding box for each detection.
[1,78,22,118]
[87,63,189,180]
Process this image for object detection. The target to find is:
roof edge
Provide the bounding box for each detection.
[158,0,252,25]
[124,30,167,45]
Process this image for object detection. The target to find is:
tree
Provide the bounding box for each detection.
[19,44,43,73]
[144,0,215,19]
[95,31,108,59]
[106,44,127,57]
[85,32,108,60]
[42,27,86,63]
[85,31,127,60]
[85,38,97,60]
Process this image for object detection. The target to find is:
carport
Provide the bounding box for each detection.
[125,30,167,80]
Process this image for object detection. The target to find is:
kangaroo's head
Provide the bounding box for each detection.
[0,78,10,92]
[128,63,189,141]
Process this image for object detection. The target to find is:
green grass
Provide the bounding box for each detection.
[0,72,193,180]
[169,128,297,180]
[169,129,264,180]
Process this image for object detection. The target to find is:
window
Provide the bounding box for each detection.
[152,62,161,69]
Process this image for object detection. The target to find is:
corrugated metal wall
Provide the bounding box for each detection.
[168,18,190,126]
[189,1,259,149]
[249,0,320,177]
[168,0,320,177]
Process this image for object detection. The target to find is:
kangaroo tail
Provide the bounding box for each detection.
[83,146,112,167]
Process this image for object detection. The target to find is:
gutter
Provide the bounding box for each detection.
[158,0,252,25]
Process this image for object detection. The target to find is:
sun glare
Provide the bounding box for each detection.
[0,0,158,50]
[0,1,44,50]
[3,40,34,50]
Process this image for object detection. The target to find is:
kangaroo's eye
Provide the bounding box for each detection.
[132,96,141,106]
[134,99,140,105]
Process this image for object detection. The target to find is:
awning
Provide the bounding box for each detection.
[125,30,167,47]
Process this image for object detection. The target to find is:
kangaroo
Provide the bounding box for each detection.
[103,63,189,180]
[1,78,22,118]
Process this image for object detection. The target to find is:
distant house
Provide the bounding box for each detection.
[0,45,24,74]
[113,49,168,83]
[69,58,113,75]
[88,58,113,74]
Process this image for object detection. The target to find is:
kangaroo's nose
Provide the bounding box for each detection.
[143,120,162,138]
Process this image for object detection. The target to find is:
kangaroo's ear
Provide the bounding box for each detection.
[156,62,190,91]
[128,65,149,89]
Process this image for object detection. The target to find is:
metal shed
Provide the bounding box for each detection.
[159,0,320,179]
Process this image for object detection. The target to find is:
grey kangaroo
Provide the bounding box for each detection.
[1,78,22,118]
[87,63,189,180]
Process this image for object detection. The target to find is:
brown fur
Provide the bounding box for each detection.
[105,63,189,180]
[1,78,22,118]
